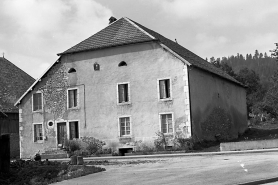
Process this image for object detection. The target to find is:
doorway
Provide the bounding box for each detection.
[57,122,67,147]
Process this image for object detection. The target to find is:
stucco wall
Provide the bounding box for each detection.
[19,42,190,158]
[188,67,247,141]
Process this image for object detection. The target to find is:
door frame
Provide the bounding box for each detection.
[57,122,67,147]
[56,120,80,147]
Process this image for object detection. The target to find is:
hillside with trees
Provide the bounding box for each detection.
[209,45,278,123]
[208,50,278,84]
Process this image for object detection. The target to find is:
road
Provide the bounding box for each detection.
[53,152,278,185]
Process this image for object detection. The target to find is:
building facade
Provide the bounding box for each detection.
[15,17,247,158]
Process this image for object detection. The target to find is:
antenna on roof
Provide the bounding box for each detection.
[2,52,4,58]
[175,39,178,43]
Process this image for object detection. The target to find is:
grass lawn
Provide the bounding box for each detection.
[0,160,105,185]
[193,121,278,152]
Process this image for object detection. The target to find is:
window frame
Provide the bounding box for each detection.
[159,112,174,135]
[118,116,132,138]
[33,123,44,143]
[69,120,79,140]
[32,91,43,112]
[157,78,172,101]
[117,82,131,105]
[67,87,79,109]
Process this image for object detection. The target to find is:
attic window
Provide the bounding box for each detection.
[118,61,127,67]
[68,68,76,73]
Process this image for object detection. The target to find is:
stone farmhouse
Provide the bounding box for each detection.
[15,17,247,158]
[0,57,34,158]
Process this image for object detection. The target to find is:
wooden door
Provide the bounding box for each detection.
[57,122,67,146]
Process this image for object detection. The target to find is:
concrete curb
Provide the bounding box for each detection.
[48,148,278,162]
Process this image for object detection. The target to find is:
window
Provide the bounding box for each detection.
[68,68,76,73]
[120,117,131,137]
[118,83,130,103]
[160,114,173,134]
[69,121,79,139]
[118,61,127,67]
[33,92,43,111]
[158,79,171,99]
[34,124,43,142]
[68,88,78,108]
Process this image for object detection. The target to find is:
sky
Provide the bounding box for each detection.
[1,0,278,79]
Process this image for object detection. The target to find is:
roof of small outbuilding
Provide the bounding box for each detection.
[0,57,35,113]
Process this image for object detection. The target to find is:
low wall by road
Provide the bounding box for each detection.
[220,139,278,151]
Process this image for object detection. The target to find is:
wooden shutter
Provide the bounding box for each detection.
[33,94,38,111]
[159,80,166,99]
[165,79,170,98]
[161,114,167,133]
[167,114,173,133]
[73,90,77,107]
[118,85,124,103]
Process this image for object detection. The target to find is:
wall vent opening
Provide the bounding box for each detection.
[68,68,76,73]
[118,61,127,67]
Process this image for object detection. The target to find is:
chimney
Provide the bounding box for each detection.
[109,16,117,24]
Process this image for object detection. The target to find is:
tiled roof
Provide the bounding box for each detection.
[58,18,156,55]
[128,19,241,85]
[0,57,35,113]
[58,17,241,85]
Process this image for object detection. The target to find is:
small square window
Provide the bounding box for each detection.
[120,117,131,137]
[159,79,171,99]
[118,83,130,103]
[34,124,43,142]
[68,89,78,108]
[160,114,173,134]
[33,92,43,111]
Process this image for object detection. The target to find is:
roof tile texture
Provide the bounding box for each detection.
[0,57,35,113]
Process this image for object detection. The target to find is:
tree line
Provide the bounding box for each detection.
[209,46,278,119]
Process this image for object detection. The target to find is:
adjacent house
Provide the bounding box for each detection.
[15,17,247,158]
[0,56,35,158]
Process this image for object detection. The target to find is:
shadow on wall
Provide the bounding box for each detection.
[192,106,247,142]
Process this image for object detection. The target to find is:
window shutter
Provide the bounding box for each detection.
[38,93,42,110]
[159,80,166,99]
[73,90,77,107]
[69,90,73,108]
[166,79,170,98]
[124,84,129,102]
[118,85,124,103]
[161,114,167,133]
[33,94,38,111]
[34,125,37,142]
[167,115,173,133]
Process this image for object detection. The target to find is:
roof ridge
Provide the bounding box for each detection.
[124,17,156,40]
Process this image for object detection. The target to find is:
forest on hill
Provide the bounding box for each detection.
[208,50,278,84]
[208,45,278,123]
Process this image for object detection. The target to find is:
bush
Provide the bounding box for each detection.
[81,136,105,155]
[174,135,194,151]
[154,132,167,151]
[64,139,81,152]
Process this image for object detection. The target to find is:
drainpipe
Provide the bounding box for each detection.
[187,66,193,138]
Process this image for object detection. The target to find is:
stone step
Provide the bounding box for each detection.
[41,153,68,159]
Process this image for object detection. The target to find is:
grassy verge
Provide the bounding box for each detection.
[0,160,105,185]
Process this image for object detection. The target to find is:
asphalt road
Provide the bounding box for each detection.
[53,152,278,185]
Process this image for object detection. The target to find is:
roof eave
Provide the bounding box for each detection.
[14,58,61,106]
[57,39,158,56]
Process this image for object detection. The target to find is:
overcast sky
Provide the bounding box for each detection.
[1,0,277,79]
